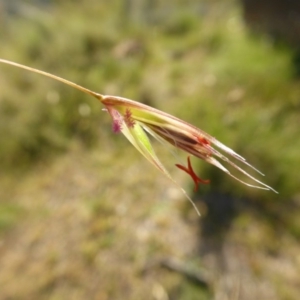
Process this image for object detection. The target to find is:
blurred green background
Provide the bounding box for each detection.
[0,0,300,299]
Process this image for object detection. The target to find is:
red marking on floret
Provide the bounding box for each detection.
[196,136,210,146]
[175,156,210,191]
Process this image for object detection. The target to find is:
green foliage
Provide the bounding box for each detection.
[0,0,299,211]
[0,1,300,298]
[1,0,299,226]
[0,203,24,233]
[0,2,299,196]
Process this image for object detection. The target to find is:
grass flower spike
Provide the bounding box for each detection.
[0,59,277,216]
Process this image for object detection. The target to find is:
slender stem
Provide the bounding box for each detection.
[0,58,104,102]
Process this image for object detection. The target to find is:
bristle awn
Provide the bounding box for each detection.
[209,146,265,176]
[224,159,278,193]
[228,173,275,192]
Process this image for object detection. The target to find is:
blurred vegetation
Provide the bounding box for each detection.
[0,0,300,299]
